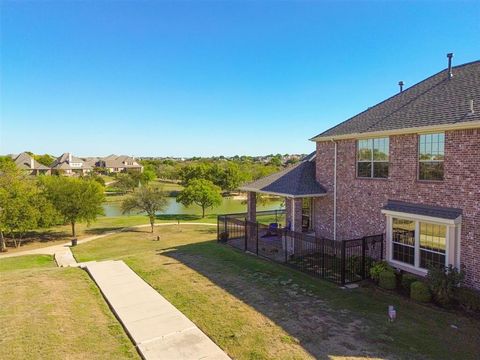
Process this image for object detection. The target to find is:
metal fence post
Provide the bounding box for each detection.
[284,230,288,263]
[244,218,247,252]
[340,240,346,285]
[217,216,220,242]
[361,237,366,279]
[256,222,259,255]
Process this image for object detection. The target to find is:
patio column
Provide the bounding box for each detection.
[247,191,257,223]
[286,197,302,232]
[292,198,303,232]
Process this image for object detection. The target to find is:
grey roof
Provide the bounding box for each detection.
[51,152,92,170]
[11,152,49,170]
[383,200,462,220]
[240,155,326,197]
[312,60,480,140]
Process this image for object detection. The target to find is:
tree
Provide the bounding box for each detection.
[116,173,137,193]
[34,154,55,167]
[0,159,58,249]
[176,179,222,218]
[121,186,168,233]
[40,177,105,237]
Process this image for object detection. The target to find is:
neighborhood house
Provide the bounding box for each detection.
[240,57,480,289]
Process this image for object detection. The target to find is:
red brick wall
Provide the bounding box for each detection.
[315,129,480,288]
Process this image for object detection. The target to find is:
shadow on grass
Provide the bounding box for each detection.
[156,238,371,359]
[155,237,480,360]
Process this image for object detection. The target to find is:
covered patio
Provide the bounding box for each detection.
[240,153,327,235]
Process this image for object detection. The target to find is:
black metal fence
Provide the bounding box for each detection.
[217,213,384,285]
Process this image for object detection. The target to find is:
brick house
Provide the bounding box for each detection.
[241,57,480,289]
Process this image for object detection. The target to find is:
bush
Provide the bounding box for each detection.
[426,265,465,307]
[455,287,480,313]
[219,231,229,242]
[348,255,376,276]
[379,270,396,290]
[411,281,431,302]
[370,261,393,283]
[401,273,419,292]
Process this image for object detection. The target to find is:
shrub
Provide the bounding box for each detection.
[379,270,396,290]
[455,287,480,313]
[401,273,419,292]
[219,232,229,242]
[370,261,393,283]
[348,255,376,277]
[426,265,465,307]
[410,281,431,302]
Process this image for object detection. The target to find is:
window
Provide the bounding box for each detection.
[392,218,415,265]
[390,217,448,271]
[419,133,444,180]
[420,223,446,269]
[357,138,389,178]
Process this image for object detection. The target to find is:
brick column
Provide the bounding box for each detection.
[247,192,257,222]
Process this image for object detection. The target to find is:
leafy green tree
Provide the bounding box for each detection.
[176,179,222,218]
[0,160,58,249]
[40,177,105,237]
[34,154,55,167]
[116,173,138,193]
[121,186,168,233]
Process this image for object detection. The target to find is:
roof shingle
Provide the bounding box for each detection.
[312,61,480,140]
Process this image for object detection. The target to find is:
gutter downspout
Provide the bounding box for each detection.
[333,141,337,240]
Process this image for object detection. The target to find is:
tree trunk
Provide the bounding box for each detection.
[202,205,205,218]
[150,216,155,233]
[71,221,76,237]
[0,230,6,252]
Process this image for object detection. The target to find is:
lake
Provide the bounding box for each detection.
[102,196,284,217]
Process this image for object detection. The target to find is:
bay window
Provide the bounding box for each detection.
[387,216,457,274]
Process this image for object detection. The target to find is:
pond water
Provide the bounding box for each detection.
[102,196,284,217]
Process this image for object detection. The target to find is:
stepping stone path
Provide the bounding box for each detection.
[82,260,230,360]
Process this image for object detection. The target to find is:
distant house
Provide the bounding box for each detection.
[94,154,143,173]
[10,152,51,175]
[51,153,92,175]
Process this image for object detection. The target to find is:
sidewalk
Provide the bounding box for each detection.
[83,260,230,360]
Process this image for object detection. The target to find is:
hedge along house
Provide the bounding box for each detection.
[241,55,480,289]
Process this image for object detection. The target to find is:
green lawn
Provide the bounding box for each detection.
[2,213,216,254]
[73,225,480,360]
[0,255,139,360]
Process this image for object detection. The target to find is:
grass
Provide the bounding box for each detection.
[0,255,139,360]
[1,213,216,254]
[0,254,55,272]
[73,225,480,360]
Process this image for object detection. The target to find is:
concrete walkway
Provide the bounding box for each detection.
[83,260,230,360]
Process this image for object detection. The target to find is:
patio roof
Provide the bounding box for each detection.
[239,155,327,198]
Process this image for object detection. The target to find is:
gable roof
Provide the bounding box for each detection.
[11,152,49,170]
[51,153,91,170]
[312,60,480,141]
[239,154,327,198]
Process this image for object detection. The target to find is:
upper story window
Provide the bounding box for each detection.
[357,137,389,178]
[419,133,444,181]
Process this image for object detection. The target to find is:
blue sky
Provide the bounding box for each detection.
[1,1,479,157]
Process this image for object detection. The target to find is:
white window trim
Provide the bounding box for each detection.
[381,209,461,276]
